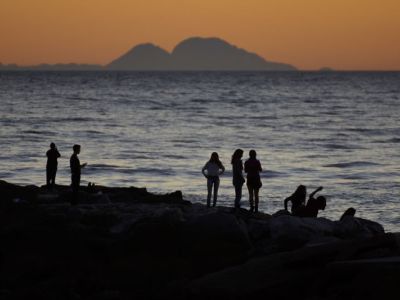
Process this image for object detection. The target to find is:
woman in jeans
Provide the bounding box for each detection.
[202,152,225,207]
[244,149,262,212]
[231,149,245,209]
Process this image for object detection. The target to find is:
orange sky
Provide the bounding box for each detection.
[1,0,399,70]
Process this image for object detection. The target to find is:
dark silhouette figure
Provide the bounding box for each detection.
[284,185,307,215]
[231,149,245,209]
[46,143,60,189]
[297,187,326,217]
[244,150,262,213]
[202,152,225,207]
[70,144,87,205]
[340,207,356,220]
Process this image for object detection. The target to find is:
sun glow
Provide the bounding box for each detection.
[1,0,399,70]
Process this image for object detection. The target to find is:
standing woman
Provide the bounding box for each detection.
[46,142,61,189]
[202,152,225,207]
[244,149,262,212]
[231,149,245,209]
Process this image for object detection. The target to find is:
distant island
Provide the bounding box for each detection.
[319,67,335,72]
[0,63,102,71]
[107,37,296,71]
[0,37,297,71]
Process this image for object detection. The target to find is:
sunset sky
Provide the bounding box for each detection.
[1,0,399,70]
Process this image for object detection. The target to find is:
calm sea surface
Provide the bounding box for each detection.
[0,71,399,231]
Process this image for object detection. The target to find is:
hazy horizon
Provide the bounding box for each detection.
[1,0,399,70]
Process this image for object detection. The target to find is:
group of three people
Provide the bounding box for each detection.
[202,149,327,217]
[202,149,262,212]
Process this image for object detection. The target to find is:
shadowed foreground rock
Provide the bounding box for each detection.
[0,181,398,300]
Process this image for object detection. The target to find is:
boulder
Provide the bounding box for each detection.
[181,212,252,275]
[183,212,251,250]
[334,216,385,238]
[269,215,336,250]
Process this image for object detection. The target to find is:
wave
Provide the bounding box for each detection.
[323,161,381,168]
[131,167,175,176]
[263,170,287,178]
[372,138,400,144]
[57,117,98,122]
[20,129,55,135]
[323,143,364,150]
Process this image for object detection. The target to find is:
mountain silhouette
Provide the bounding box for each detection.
[107,43,171,70]
[107,37,296,71]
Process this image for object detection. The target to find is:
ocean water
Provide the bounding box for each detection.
[0,71,399,231]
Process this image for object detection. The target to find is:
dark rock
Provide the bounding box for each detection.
[0,180,40,206]
[1,180,397,300]
[334,216,385,238]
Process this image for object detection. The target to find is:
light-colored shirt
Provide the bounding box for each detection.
[202,161,225,177]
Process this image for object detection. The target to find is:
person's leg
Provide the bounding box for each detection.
[71,175,80,205]
[206,178,213,207]
[254,188,260,213]
[234,184,242,208]
[248,186,254,212]
[52,168,57,188]
[46,168,51,188]
[50,168,56,188]
[213,177,220,207]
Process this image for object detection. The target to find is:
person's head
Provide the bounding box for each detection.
[50,142,56,149]
[210,152,219,162]
[340,207,356,221]
[293,185,307,200]
[73,144,81,154]
[344,207,356,216]
[249,149,257,159]
[231,149,244,164]
[209,152,223,168]
[316,196,326,210]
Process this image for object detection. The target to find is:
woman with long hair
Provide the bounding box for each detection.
[202,152,225,207]
[231,149,245,209]
[283,185,306,214]
[244,149,262,212]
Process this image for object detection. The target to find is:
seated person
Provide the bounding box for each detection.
[291,186,326,218]
[340,207,356,220]
[284,185,306,215]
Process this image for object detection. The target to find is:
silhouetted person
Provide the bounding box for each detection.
[340,207,356,221]
[46,142,60,189]
[284,185,306,215]
[297,186,326,217]
[202,152,225,207]
[70,144,87,205]
[244,150,262,213]
[232,149,245,209]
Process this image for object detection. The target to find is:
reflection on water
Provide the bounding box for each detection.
[0,71,399,231]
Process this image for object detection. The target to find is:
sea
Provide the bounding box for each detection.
[0,71,399,231]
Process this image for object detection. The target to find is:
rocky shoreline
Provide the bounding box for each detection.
[0,180,399,299]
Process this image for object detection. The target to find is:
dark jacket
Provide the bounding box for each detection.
[70,153,81,176]
[46,148,60,168]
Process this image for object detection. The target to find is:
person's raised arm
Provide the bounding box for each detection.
[309,186,323,199]
[284,196,290,211]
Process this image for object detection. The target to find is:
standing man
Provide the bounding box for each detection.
[46,142,61,189]
[70,144,87,205]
